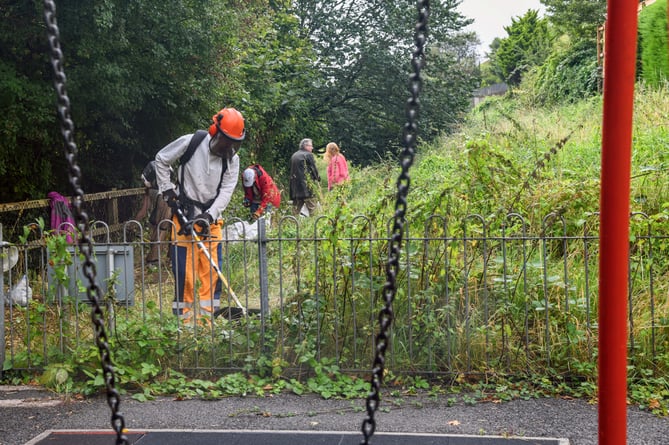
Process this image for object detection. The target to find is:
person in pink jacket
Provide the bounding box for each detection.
[324,142,350,191]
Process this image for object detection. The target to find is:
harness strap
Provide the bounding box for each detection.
[177,131,227,218]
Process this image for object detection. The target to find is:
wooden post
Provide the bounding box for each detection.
[107,188,119,227]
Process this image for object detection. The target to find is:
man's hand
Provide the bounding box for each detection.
[252,209,263,221]
[180,213,213,236]
[162,189,179,210]
[193,213,213,232]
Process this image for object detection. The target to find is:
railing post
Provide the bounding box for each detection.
[257,217,270,352]
[0,224,6,380]
[258,217,270,317]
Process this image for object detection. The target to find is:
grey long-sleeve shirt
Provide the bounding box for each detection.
[154,133,239,221]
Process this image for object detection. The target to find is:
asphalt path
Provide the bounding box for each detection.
[1,385,668,445]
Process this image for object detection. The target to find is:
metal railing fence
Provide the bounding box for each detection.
[0,189,144,245]
[2,211,668,380]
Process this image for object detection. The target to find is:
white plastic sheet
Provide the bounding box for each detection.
[8,274,32,306]
[223,220,259,241]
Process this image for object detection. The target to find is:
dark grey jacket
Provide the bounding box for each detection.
[289,148,320,200]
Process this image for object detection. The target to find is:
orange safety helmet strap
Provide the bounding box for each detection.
[208,108,246,141]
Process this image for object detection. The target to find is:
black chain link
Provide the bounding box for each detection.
[360,2,429,444]
[42,2,129,444]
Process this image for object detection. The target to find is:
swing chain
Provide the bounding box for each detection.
[43,2,129,444]
[360,1,429,444]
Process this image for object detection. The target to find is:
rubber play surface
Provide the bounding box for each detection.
[25,429,569,445]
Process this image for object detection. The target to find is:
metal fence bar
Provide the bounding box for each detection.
[2,213,668,379]
[0,225,6,379]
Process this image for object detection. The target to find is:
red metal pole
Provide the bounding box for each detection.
[598,1,638,444]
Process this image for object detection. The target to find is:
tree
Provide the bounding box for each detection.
[0,0,267,200]
[488,10,552,86]
[286,0,479,165]
[540,0,607,42]
[52,0,241,190]
[0,0,65,202]
[478,39,502,87]
[234,3,325,177]
[422,32,481,139]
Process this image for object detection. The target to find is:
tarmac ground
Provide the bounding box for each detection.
[1,385,668,445]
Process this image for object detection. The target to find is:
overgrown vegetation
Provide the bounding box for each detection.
[2,0,669,418]
[639,0,669,88]
[4,83,669,417]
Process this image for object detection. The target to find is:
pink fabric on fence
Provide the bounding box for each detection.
[47,191,76,243]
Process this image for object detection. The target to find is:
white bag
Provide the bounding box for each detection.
[8,274,32,306]
[299,204,310,217]
[1,243,18,272]
[223,220,259,241]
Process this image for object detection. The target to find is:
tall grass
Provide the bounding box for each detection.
[305,84,669,376]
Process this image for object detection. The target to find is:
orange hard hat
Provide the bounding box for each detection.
[209,108,246,141]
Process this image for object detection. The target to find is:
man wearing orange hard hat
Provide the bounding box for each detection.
[153,107,245,324]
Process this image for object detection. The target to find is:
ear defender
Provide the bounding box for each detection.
[208,112,224,137]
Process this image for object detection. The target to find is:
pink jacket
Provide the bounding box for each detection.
[327,154,350,190]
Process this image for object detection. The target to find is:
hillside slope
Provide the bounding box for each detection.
[323,85,669,229]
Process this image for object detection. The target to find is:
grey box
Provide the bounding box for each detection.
[47,244,134,305]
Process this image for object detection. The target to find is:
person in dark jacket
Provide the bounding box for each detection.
[289,138,321,216]
[134,162,172,264]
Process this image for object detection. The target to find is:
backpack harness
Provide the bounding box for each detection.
[142,130,228,219]
[176,130,228,219]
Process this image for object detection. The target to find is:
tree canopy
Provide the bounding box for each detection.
[0,0,477,202]
[487,9,551,86]
[540,0,607,42]
[273,0,479,165]
[1,0,252,200]
[0,0,480,203]
[3,1,668,204]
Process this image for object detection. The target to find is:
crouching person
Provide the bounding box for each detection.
[242,164,281,222]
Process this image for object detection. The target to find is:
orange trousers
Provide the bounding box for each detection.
[170,215,223,320]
